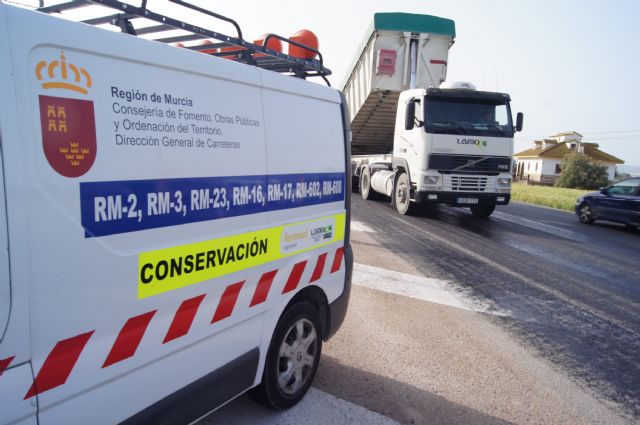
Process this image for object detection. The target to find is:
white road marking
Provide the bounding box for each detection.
[353,263,508,316]
[199,388,399,425]
[492,211,586,242]
[351,220,376,233]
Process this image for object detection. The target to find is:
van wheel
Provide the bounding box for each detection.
[249,302,322,410]
[394,172,413,215]
[470,203,495,218]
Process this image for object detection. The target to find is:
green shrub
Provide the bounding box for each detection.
[556,152,608,189]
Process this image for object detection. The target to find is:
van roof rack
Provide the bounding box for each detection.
[36,0,332,86]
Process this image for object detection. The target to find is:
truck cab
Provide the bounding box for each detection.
[394,84,523,216]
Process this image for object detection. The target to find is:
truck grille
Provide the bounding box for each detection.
[428,154,511,174]
[448,176,488,192]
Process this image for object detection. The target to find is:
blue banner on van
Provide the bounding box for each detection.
[80,172,345,237]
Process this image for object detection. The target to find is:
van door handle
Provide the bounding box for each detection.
[399,148,407,153]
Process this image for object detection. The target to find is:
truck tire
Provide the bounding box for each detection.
[248,302,322,410]
[394,172,413,215]
[470,203,495,218]
[352,175,360,194]
[360,166,376,200]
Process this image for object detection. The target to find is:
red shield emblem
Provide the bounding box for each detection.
[39,95,97,178]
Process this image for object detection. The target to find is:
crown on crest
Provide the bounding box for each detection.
[36,51,92,95]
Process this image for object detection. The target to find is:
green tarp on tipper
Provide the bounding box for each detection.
[373,12,456,37]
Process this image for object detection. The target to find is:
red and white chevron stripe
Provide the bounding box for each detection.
[1,247,345,399]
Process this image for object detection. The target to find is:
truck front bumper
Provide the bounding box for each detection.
[414,191,510,206]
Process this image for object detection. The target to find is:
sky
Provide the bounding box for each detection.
[181,0,640,165]
[19,0,640,166]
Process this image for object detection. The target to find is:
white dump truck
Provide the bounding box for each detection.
[344,13,523,217]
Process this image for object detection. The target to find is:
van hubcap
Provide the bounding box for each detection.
[277,318,317,395]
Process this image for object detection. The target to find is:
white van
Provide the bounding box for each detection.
[0,1,352,424]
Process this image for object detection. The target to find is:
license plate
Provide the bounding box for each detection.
[457,197,479,204]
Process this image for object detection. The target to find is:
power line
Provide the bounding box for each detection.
[516,134,640,141]
[581,129,640,135]
[583,136,640,143]
[516,129,640,140]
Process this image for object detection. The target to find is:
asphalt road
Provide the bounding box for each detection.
[202,196,637,424]
[348,196,640,419]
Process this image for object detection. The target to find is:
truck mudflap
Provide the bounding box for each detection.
[327,244,353,340]
[414,191,510,206]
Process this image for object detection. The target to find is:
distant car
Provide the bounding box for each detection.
[575,177,640,228]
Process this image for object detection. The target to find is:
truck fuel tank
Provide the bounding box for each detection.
[371,169,395,197]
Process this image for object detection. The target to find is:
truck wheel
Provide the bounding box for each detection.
[360,166,376,200]
[352,175,360,194]
[394,172,413,215]
[470,203,495,218]
[248,302,322,410]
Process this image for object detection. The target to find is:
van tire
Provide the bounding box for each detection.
[249,302,322,410]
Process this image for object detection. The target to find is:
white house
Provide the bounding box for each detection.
[514,131,624,184]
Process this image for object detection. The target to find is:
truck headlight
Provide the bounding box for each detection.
[424,175,439,185]
[497,178,511,187]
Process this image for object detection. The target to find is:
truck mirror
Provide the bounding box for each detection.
[515,112,524,132]
[405,100,416,130]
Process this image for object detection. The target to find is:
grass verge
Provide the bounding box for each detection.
[511,183,592,212]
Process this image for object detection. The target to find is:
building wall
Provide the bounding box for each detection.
[516,158,617,183]
[515,158,543,181]
[606,164,616,182]
[541,159,560,176]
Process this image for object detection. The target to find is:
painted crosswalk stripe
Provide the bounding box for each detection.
[352,263,508,316]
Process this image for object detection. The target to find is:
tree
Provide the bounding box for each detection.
[555,151,609,189]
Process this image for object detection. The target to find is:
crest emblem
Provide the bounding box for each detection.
[39,95,96,177]
[36,51,96,177]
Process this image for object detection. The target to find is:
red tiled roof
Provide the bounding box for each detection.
[514,142,624,164]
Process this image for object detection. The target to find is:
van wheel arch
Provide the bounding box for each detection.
[283,286,330,341]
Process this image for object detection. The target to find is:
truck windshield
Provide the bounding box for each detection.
[425,98,514,137]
